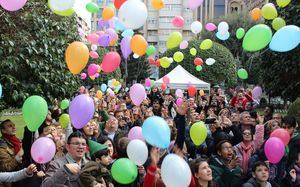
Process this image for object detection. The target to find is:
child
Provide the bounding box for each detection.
[79,140,113,187]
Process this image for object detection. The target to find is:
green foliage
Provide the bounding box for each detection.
[160,41,237,86]
[0,0,82,109]
[287,98,300,123]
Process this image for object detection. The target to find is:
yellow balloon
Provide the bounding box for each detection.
[272,17,286,30]
[113,80,119,87]
[65,41,89,75]
[102,7,114,21]
[96,90,103,99]
[97,65,101,73]
[199,89,204,96]
[261,3,278,20]
[151,0,164,10]
[190,122,207,146]
[130,35,147,56]
[200,39,213,50]
[166,32,182,49]
[160,57,171,68]
[90,75,95,80]
[173,51,184,62]
[276,0,291,8]
[59,114,70,128]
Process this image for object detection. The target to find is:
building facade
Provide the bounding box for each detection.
[74,0,92,41]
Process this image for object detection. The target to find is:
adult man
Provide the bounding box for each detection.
[114,110,130,132]
[43,132,88,187]
[101,115,123,144]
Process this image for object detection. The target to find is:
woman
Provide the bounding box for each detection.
[98,136,115,159]
[190,158,216,187]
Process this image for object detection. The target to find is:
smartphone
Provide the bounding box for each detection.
[205,118,216,124]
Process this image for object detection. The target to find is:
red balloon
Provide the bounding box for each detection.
[101,52,121,73]
[149,58,155,64]
[188,85,196,97]
[114,0,127,9]
[155,59,160,67]
[194,58,203,66]
[270,128,290,146]
[161,83,167,91]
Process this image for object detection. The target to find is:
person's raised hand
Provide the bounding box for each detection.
[26,164,37,175]
[174,100,188,116]
[150,147,160,166]
[289,169,297,182]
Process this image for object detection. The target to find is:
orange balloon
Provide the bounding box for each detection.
[65,41,89,75]
[251,8,261,21]
[109,34,119,46]
[102,7,114,21]
[130,35,147,56]
[188,85,197,97]
[151,0,164,10]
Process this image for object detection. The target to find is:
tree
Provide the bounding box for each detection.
[160,40,237,86]
[0,0,81,109]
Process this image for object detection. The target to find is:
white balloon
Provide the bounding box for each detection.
[48,0,75,11]
[118,0,148,30]
[168,57,174,63]
[127,140,148,166]
[191,21,203,34]
[161,154,191,187]
[205,58,216,65]
[91,44,98,51]
[218,21,229,32]
[133,53,139,58]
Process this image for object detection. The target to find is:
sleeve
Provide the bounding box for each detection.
[230,125,243,146]
[174,114,186,149]
[230,96,237,107]
[0,147,20,172]
[0,168,30,183]
[244,93,253,103]
[79,162,100,187]
[99,110,109,122]
[254,125,264,150]
[142,165,157,187]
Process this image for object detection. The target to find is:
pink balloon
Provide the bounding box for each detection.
[94,73,99,78]
[252,86,262,100]
[89,51,99,59]
[1,0,27,11]
[31,137,56,164]
[163,76,170,84]
[87,63,98,76]
[145,78,151,87]
[175,89,183,98]
[87,33,99,44]
[172,16,184,28]
[128,126,144,141]
[270,128,290,146]
[188,0,204,10]
[205,23,217,31]
[176,98,183,106]
[81,73,87,80]
[264,137,285,164]
[96,31,105,37]
[101,52,121,73]
[180,40,189,49]
[129,83,146,106]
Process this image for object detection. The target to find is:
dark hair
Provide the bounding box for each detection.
[67,131,86,144]
[283,116,297,128]
[216,140,231,152]
[251,161,269,172]
[91,148,110,161]
[189,157,215,187]
[98,136,115,154]
[0,119,12,130]
[116,137,130,158]
[266,105,274,113]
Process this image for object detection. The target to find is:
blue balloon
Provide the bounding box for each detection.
[0,84,2,98]
[125,87,129,92]
[115,18,127,31]
[101,84,107,92]
[269,25,300,52]
[107,80,113,88]
[142,116,170,149]
[216,31,230,41]
[122,29,134,37]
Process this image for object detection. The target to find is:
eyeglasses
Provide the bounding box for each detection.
[243,132,251,136]
[69,142,87,147]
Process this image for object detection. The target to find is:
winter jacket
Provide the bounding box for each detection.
[0,138,21,172]
[0,168,32,185]
[243,177,279,187]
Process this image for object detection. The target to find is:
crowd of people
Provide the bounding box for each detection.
[0,85,299,187]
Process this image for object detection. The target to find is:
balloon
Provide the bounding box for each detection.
[61,99,69,110]
[127,140,148,166]
[191,21,202,34]
[129,84,146,106]
[145,78,151,87]
[190,48,197,56]
[96,90,103,99]
[98,18,109,30]
[269,25,300,52]
[264,137,284,164]
[121,36,132,59]
[167,32,183,49]
[130,35,147,56]
[196,65,202,71]
[188,85,196,97]
[218,21,229,33]
[155,59,161,67]
[176,98,183,106]
[190,122,207,145]
[251,8,261,21]
[237,68,248,79]
[175,89,183,98]
[51,8,74,17]
[187,0,204,10]
[122,29,134,37]
[102,7,114,21]
[65,42,89,75]
[89,51,99,59]
[94,73,99,78]
[149,58,156,65]
[160,57,171,68]
[205,23,217,31]
[111,158,137,184]
[133,53,139,59]
[142,116,170,149]
[172,16,184,28]
[173,51,184,62]
[1,0,27,11]
[270,128,290,146]
[180,40,188,49]
[146,45,156,56]
[118,0,148,29]
[114,0,127,9]
[276,0,291,7]
[87,63,98,76]
[0,83,2,98]
[200,39,213,50]
[161,154,191,187]
[236,28,245,39]
[194,58,203,66]
[86,2,99,13]
[101,84,107,92]
[128,126,144,141]
[31,137,56,164]
[81,73,87,80]
[101,52,121,73]
[98,34,110,47]
[163,76,170,84]
[69,95,95,129]
[272,17,286,31]
[59,114,70,128]
[261,3,278,20]
[87,33,99,44]
[161,83,167,91]
[205,58,215,65]
[252,86,262,99]
[216,31,230,41]
[242,24,272,52]
[22,96,48,132]
[199,89,205,96]
[151,0,164,10]
[91,44,98,51]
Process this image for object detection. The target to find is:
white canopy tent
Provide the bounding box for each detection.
[155,65,210,90]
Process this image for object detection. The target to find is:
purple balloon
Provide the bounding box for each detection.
[180,40,188,49]
[175,89,183,98]
[98,18,109,29]
[128,126,144,141]
[1,0,27,11]
[69,95,95,129]
[31,137,55,164]
[87,63,98,76]
[129,83,146,106]
[98,34,110,47]
[252,86,262,100]
[121,36,132,59]
[188,0,204,10]
[105,28,117,42]
[264,137,284,164]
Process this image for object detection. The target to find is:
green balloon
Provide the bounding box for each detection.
[173,51,184,62]
[59,114,70,128]
[146,45,156,56]
[22,96,48,132]
[237,68,248,79]
[150,80,155,87]
[166,32,183,49]
[196,65,202,71]
[86,2,99,13]
[242,24,273,52]
[236,28,245,39]
[190,48,197,56]
[272,17,286,31]
[111,158,138,184]
[61,99,70,110]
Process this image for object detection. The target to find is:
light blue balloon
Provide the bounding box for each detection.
[101,84,107,92]
[115,18,127,31]
[0,84,2,98]
[125,87,129,92]
[269,25,300,52]
[142,116,170,149]
[122,29,134,37]
[165,89,170,94]
[216,31,230,41]
[107,80,113,88]
[115,84,122,93]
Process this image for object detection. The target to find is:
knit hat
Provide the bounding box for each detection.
[88,140,108,156]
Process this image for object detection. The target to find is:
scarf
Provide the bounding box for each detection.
[240,141,254,174]
[2,133,22,154]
